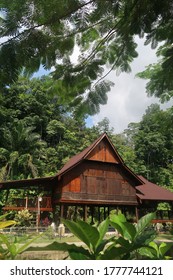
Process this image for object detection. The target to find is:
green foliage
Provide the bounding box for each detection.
[14,209,33,227]
[0,76,101,179]
[0,76,173,212]
[137,45,173,102]
[1,0,173,185]
[26,212,173,260]
[0,232,44,260]
[0,214,16,229]
[0,214,46,260]
[139,242,173,260]
[130,104,173,187]
[1,0,173,106]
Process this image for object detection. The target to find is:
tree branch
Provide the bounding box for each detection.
[0,0,95,47]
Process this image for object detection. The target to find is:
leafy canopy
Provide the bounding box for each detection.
[1,0,173,109]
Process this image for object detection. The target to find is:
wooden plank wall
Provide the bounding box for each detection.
[55,161,137,205]
[86,140,119,163]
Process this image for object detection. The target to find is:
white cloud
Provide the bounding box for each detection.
[1,34,172,133]
[92,37,173,133]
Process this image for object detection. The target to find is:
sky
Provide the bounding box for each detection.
[35,38,173,134]
[1,30,172,134]
[91,37,173,133]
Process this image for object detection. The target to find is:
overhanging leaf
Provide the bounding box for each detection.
[26,241,91,258]
[109,213,136,241]
[135,212,156,236]
[123,222,136,241]
[62,219,90,248]
[69,251,91,260]
[138,246,156,259]
[109,221,124,236]
[0,221,16,229]
[99,245,127,260]
[96,218,109,249]
[77,220,99,250]
[109,213,127,223]
[17,233,45,254]
[159,242,173,258]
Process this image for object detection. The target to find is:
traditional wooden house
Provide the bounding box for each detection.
[0,133,173,225]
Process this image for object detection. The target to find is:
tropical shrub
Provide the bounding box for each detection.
[0,214,42,259]
[14,209,33,227]
[0,232,44,260]
[26,212,173,260]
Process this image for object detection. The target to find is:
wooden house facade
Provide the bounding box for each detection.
[1,133,173,224]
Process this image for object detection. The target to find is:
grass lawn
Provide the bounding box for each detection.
[4,232,81,244]
[34,234,81,244]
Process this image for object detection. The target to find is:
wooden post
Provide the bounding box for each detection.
[135,206,139,222]
[52,204,57,224]
[104,207,106,219]
[98,206,101,223]
[84,205,87,221]
[60,204,64,221]
[91,206,94,224]
[5,189,10,205]
[74,206,78,221]
[25,196,28,209]
[36,197,40,232]
[108,206,110,216]
[171,202,173,219]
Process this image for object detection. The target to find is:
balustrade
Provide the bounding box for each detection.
[3,196,52,211]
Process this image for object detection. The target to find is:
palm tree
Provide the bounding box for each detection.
[0,120,45,180]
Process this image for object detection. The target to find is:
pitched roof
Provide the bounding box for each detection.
[57,132,124,177]
[136,176,173,201]
[0,176,55,190]
[57,132,144,185]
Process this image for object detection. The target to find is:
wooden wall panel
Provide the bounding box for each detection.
[86,177,97,194]
[57,160,137,205]
[70,177,80,192]
[106,178,122,195]
[81,175,136,201]
[86,140,119,163]
[61,171,81,193]
[83,162,124,180]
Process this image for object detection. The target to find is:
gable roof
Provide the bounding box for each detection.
[57,133,124,177]
[57,133,143,185]
[136,176,173,201]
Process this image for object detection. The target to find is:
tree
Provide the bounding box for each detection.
[111,133,138,172]
[132,104,173,188]
[137,44,173,102]
[1,0,173,113]
[0,76,102,178]
[94,117,114,136]
[0,120,44,180]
